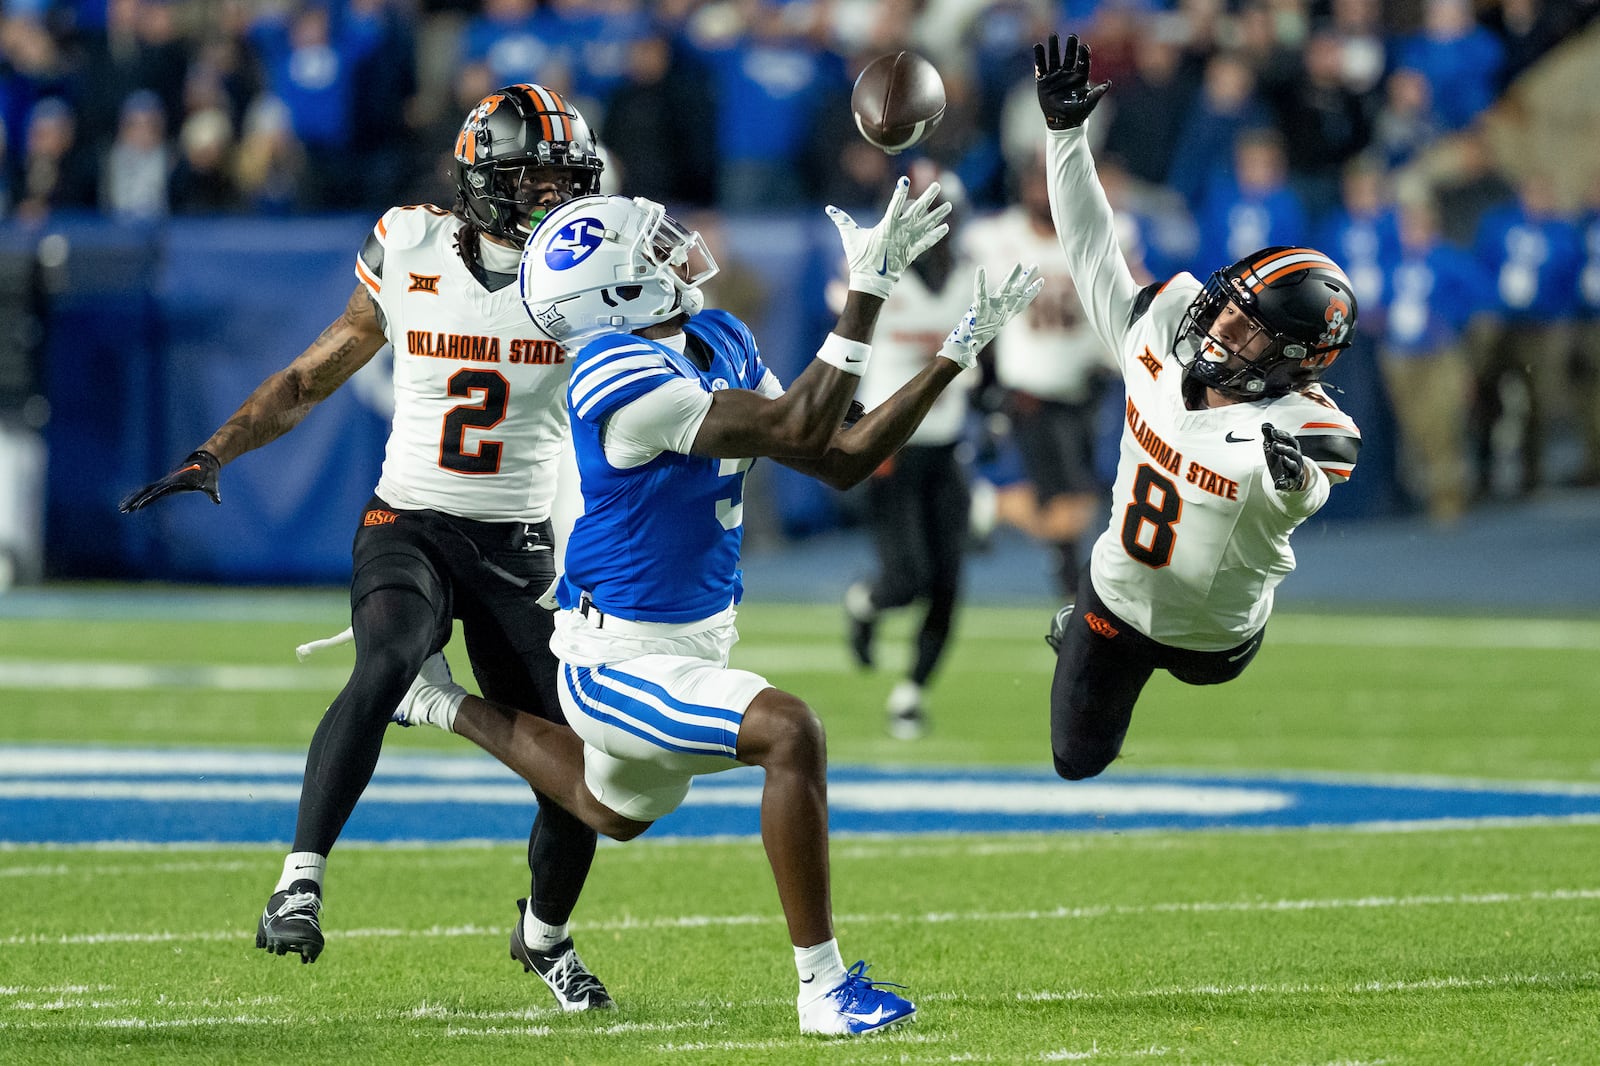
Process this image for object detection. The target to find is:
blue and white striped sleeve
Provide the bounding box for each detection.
[566,338,681,425]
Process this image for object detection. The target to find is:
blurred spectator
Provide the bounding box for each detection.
[1469,172,1584,496]
[1484,0,1600,91]
[1268,29,1373,222]
[1315,155,1400,320]
[565,0,652,106]
[1393,0,1505,133]
[1420,125,1516,248]
[248,2,385,210]
[345,0,419,210]
[1369,68,1441,172]
[962,147,1119,598]
[686,1,848,212]
[74,0,191,158]
[1,10,72,152]
[397,61,494,209]
[600,32,717,208]
[1324,0,1389,102]
[1574,174,1600,485]
[1193,127,1309,271]
[1377,195,1494,525]
[232,94,301,215]
[459,0,568,88]
[14,96,96,223]
[1166,51,1270,212]
[169,106,238,214]
[183,4,265,137]
[1100,30,1200,188]
[101,89,168,221]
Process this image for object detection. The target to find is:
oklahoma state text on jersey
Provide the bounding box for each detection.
[355,205,570,522]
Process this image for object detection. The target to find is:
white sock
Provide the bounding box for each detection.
[406,655,466,732]
[887,680,922,714]
[794,939,847,1003]
[522,907,570,954]
[845,581,877,622]
[276,852,325,893]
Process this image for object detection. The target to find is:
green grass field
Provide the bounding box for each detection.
[3,590,1599,1064]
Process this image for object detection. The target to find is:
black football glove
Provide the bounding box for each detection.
[1261,424,1309,492]
[118,449,222,512]
[1033,32,1110,131]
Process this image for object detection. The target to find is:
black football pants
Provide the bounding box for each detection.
[292,497,596,926]
[864,443,969,686]
[1049,567,1264,780]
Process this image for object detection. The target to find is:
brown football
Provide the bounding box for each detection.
[850,51,946,156]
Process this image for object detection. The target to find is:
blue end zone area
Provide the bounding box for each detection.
[4,747,1599,845]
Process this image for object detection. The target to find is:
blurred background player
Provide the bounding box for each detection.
[396,183,1038,1034]
[1034,33,1362,782]
[839,161,981,739]
[117,85,615,1012]
[963,145,1119,600]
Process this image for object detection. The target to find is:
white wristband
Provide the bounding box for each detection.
[815,333,871,376]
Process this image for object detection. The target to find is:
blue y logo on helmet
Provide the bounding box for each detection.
[544,217,605,270]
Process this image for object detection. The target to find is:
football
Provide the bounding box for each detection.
[850,51,946,155]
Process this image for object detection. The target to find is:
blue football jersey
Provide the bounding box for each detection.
[558,310,770,623]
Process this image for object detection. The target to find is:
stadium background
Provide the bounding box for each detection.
[0,0,1598,588]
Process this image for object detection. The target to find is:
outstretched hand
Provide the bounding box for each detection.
[1261,423,1310,491]
[1034,32,1110,130]
[118,450,222,512]
[939,263,1044,370]
[826,176,952,300]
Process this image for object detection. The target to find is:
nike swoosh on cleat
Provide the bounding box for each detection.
[1224,431,1253,443]
[842,1006,888,1026]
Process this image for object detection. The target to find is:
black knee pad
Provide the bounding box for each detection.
[351,549,450,638]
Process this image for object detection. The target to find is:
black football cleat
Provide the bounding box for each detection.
[255,879,324,964]
[509,898,614,1012]
[1045,603,1075,653]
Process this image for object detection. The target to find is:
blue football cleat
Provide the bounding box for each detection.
[798,960,916,1036]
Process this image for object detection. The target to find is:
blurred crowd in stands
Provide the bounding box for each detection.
[3,0,1600,521]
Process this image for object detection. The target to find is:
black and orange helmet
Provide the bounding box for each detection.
[452,84,604,242]
[1173,246,1358,399]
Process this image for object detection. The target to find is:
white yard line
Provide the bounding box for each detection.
[3,887,1598,950]
[2,613,1596,691]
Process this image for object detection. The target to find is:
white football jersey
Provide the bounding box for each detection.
[355,206,570,522]
[856,263,978,446]
[1047,127,1360,651]
[962,205,1117,403]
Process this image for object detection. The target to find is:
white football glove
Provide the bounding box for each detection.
[937,263,1044,370]
[826,176,952,300]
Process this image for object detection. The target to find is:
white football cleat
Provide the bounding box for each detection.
[391,652,466,732]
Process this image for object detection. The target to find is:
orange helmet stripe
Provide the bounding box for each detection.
[1244,248,1348,291]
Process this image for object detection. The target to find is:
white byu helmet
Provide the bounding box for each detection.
[519,194,719,345]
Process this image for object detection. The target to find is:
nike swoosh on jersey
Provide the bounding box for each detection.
[1224,431,1254,443]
